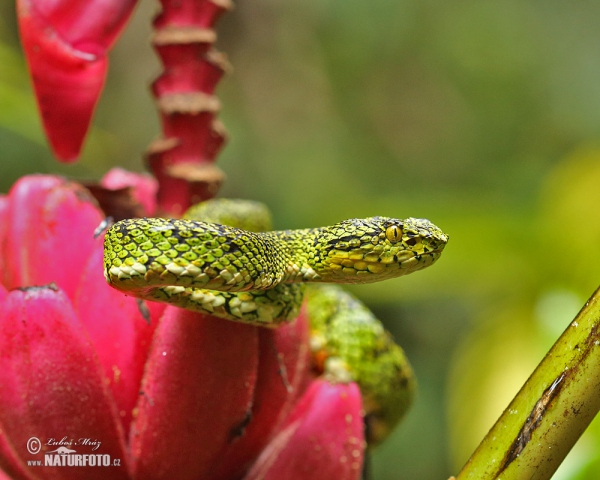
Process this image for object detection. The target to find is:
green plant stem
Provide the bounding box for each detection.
[455,286,600,480]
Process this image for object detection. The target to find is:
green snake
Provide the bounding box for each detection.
[103,199,448,442]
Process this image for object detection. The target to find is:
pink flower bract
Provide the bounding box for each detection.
[0,173,366,479]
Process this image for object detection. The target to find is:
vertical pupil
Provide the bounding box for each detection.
[387,226,401,242]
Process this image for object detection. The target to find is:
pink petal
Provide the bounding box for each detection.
[208,308,313,480]
[243,379,366,480]
[100,167,158,216]
[17,0,137,161]
[130,308,259,479]
[75,244,165,434]
[0,286,130,479]
[4,175,103,300]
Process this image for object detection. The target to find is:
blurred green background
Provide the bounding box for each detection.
[3,1,600,479]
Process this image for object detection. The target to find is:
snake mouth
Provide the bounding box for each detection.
[391,248,445,275]
[322,247,444,283]
[400,249,442,265]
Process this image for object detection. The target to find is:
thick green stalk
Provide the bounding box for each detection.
[455,286,600,479]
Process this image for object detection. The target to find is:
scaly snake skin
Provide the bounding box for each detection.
[103,199,448,442]
[104,202,448,325]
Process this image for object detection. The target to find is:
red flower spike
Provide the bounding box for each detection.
[17,0,138,161]
[243,380,366,480]
[74,245,165,435]
[0,286,130,479]
[146,0,232,215]
[145,133,226,216]
[130,307,259,479]
[209,307,314,480]
[4,175,103,300]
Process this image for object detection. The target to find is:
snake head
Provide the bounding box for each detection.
[316,216,449,283]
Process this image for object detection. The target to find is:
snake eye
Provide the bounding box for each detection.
[385,225,403,243]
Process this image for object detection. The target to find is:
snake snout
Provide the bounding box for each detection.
[405,217,448,252]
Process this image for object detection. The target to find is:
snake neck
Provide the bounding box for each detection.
[269,228,323,283]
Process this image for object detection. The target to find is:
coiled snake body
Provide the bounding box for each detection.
[103,199,448,442]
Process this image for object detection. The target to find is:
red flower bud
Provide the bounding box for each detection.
[3,175,103,298]
[0,286,131,479]
[208,307,313,480]
[244,379,366,480]
[130,308,260,479]
[17,0,137,161]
